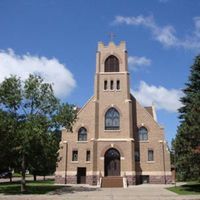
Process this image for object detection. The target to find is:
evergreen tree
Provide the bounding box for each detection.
[173,55,200,181]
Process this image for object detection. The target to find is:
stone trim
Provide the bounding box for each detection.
[122,171,136,176]
[136,171,171,175]
[100,144,125,157]
[57,170,171,176]
[101,52,123,65]
[96,138,134,142]
[64,171,100,176]
[99,72,129,75]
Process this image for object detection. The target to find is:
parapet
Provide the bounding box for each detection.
[97,41,126,52]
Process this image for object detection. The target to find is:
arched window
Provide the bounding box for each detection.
[105,108,120,130]
[138,127,148,140]
[105,55,119,72]
[78,127,87,141]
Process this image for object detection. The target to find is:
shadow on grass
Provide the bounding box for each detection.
[49,186,100,195]
[0,180,99,195]
[167,182,200,195]
[181,183,200,193]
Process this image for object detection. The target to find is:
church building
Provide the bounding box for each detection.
[55,41,172,187]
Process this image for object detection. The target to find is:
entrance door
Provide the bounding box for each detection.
[140,175,149,184]
[104,148,120,176]
[77,167,86,184]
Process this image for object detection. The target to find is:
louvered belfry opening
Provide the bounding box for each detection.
[105,55,119,72]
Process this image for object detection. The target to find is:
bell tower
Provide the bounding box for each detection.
[94,41,130,100]
[93,41,133,139]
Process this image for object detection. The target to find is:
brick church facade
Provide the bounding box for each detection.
[55,41,172,186]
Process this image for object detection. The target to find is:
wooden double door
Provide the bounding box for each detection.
[104,148,120,176]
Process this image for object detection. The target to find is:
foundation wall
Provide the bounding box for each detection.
[55,175,98,185]
[56,174,172,185]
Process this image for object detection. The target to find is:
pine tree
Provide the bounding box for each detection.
[173,55,200,181]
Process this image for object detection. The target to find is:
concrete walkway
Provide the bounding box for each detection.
[0,184,199,200]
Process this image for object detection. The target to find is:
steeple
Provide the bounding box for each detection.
[94,41,130,100]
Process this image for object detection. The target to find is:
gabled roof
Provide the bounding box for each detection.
[144,106,153,117]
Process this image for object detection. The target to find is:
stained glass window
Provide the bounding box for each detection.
[78,127,87,141]
[138,127,148,140]
[105,108,120,130]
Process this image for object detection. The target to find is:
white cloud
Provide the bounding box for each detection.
[0,49,76,99]
[114,15,152,26]
[194,17,200,37]
[128,56,151,70]
[131,81,183,113]
[113,15,200,50]
[113,15,178,47]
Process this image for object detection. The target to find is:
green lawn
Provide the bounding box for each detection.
[0,179,65,194]
[167,182,200,195]
[12,173,32,177]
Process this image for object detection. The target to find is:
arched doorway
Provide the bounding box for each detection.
[104,148,120,176]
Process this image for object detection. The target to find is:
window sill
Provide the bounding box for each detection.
[104,129,121,132]
[103,89,115,92]
[86,161,91,164]
[103,89,121,92]
[139,140,149,143]
[71,161,78,163]
[77,141,88,143]
[147,161,155,163]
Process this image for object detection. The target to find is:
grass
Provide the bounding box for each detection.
[167,182,200,195]
[12,173,32,177]
[0,179,65,194]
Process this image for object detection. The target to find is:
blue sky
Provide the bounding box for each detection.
[0,0,200,145]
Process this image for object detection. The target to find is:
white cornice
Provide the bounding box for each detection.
[98,72,129,75]
[91,138,134,142]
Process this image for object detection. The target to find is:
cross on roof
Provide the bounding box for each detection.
[108,32,115,41]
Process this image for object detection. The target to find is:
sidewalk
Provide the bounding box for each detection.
[0,184,199,200]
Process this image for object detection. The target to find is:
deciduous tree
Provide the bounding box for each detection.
[0,74,76,192]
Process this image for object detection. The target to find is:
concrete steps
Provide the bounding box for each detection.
[101,176,123,188]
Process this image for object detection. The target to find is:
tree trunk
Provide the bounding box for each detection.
[43,176,45,181]
[9,175,12,183]
[33,174,37,181]
[21,153,26,193]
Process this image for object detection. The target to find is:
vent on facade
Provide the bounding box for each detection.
[110,80,114,90]
[104,80,108,90]
[86,150,91,161]
[116,80,120,90]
